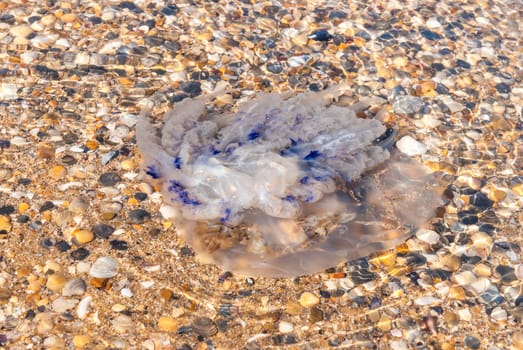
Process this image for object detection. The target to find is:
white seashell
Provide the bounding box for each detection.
[52,297,79,313]
[77,296,92,319]
[89,256,118,278]
[62,278,87,296]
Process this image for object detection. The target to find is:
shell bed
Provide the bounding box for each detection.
[137,86,442,277]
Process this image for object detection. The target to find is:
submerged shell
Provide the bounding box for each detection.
[191,317,218,337]
[89,256,117,278]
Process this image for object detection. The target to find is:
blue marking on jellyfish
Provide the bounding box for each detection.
[304,194,315,203]
[282,195,296,202]
[304,150,322,161]
[145,165,161,179]
[168,180,201,206]
[299,176,310,185]
[173,156,182,169]
[247,130,261,141]
[220,207,231,224]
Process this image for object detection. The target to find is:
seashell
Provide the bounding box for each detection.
[89,256,117,278]
[0,167,13,181]
[62,278,87,296]
[191,317,218,337]
[76,296,92,320]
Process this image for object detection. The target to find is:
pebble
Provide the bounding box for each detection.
[69,197,89,213]
[128,209,151,224]
[9,24,32,38]
[278,321,294,333]
[70,248,90,260]
[72,230,95,245]
[89,256,117,278]
[72,335,90,349]
[158,316,178,332]
[396,136,427,156]
[43,335,65,348]
[46,272,67,292]
[0,215,11,232]
[490,306,507,322]
[414,296,441,306]
[92,224,115,239]
[112,314,134,333]
[99,172,121,186]
[0,83,19,99]
[299,292,320,307]
[415,229,440,244]
[464,335,481,349]
[392,96,423,114]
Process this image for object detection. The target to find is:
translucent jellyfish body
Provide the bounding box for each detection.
[137,86,442,277]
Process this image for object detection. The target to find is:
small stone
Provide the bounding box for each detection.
[421,29,442,41]
[9,24,33,38]
[72,230,95,245]
[110,239,128,250]
[70,247,90,260]
[128,209,151,224]
[62,278,87,296]
[69,197,88,213]
[99,172,121,186]
[470,192,493,209]
[158,316,178,332]
[0,83,19,99]
[112,314,134,333]
[464,335,481,349]
[60,13,77,23]
[41,14,56,26]
[43,335,65,348]
[440,255,461,272]
[416,229,440,244]
[73,335,90,349]
[495,83,511,94]
[490,306,507,322]
[0,215,12,232]
[511,183,523,196]
[278,321,294,333]
[36,313,54,334]
[396,136,427,156]
[453,271,477,286]
[308,29,332,41]
[89,256,117,278]
[37,143,55,159]
[266,62,283,74]
[299,292,320,307]
[39,201,55,212]
[426,17,441,28]
[92,223,115,239]
[49,165,67,180]
[392,96,423,114]
[448,286,467,300]
[46,272,67,292]
[414,296,441,306]
[471,232,492,249]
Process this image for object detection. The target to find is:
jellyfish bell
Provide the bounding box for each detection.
[137,86,443,277]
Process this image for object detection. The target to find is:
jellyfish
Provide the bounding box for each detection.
[136,85,442,277]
